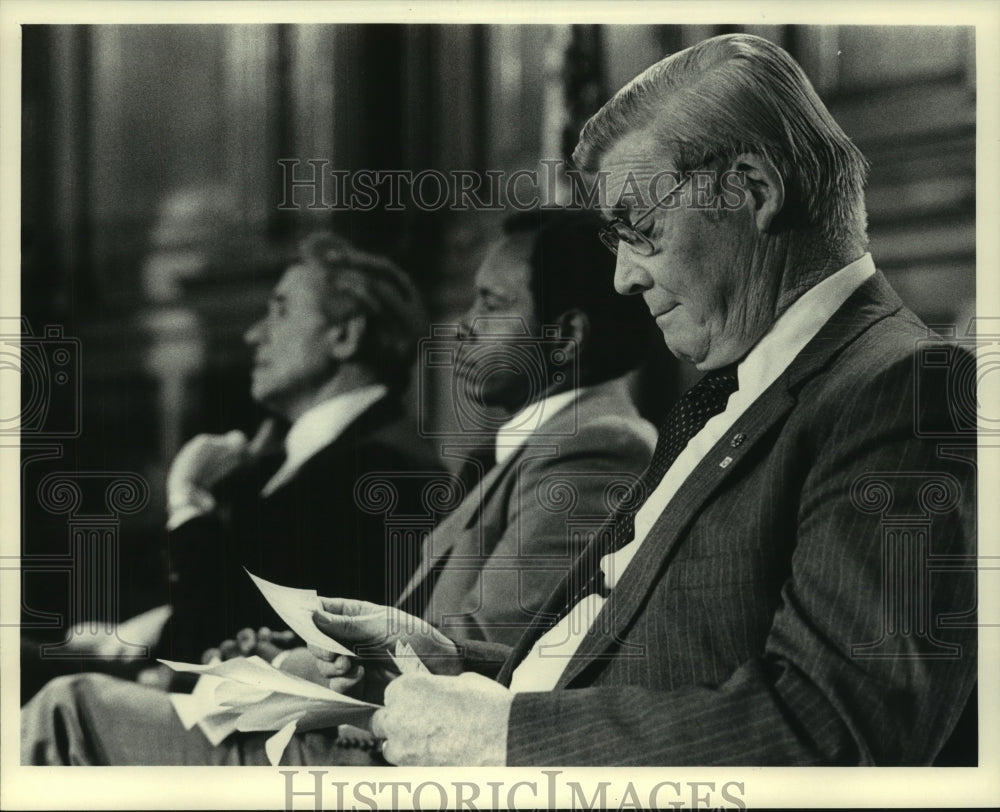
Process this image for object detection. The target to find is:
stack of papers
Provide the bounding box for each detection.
[162,655,379,764]
[160,570,426,764]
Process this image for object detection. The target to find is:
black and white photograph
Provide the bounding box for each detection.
[2,1,998,809]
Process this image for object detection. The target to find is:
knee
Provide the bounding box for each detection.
[27,672,116,715]
[21,673,119,766]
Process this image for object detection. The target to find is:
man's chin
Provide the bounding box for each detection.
[663,340,699,367]
[249,381,282,410]
[457,377,528,416]
[661,332,713,369]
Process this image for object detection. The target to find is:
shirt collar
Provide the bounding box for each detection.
[261,384,388,497]
[735,253,876,403]
[494,387,580,465]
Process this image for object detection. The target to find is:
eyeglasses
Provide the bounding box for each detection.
[598,173,690,257]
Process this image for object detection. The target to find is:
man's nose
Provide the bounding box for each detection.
[613,250,652,296]
[456,308,477,340]
[244,319,264,346]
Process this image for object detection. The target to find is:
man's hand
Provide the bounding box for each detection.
[166,422,282,529]
[201,626,298,664]
[168,430,249,501]
[370,672,512,766]
[65,605,173,657]
[309,597,463,703]
[201,627,329,686]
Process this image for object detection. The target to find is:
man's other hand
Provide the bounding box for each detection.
[371,672,512,766]
[309,598,463,703]
[200,627,328,686]
[167,430,249,522]
[202,626,297,663]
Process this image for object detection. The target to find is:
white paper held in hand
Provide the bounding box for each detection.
[244,568,354,656]
[390,640,429,674]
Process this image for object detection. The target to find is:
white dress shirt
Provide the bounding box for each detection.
[508,254,876,693]
[494,387,580,465]
[167,384,389,531]
[260,384,388,496]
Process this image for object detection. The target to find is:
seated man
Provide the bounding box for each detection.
[205,209,658,665]
[19,208,660,762]
[20,231,444,694]
[23,35,975,767]
[158,232,445,659]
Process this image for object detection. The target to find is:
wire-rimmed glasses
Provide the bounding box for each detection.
[598,173,690,257]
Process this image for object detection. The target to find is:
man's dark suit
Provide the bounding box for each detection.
[460,272,977,765]
[165,396,446,659]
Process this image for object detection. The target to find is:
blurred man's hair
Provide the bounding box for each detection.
[573,33,869,252]
[503,209,659,386]
[298,232,426,392]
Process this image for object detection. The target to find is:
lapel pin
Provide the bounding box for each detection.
[719,456,733,468]
[730,432,746,447]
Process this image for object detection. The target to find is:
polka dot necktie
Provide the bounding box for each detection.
[555,365,740,620]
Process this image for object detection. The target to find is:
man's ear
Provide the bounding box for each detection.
[556,308,590,359]
[325,314,367,361]
[730,152,785,234]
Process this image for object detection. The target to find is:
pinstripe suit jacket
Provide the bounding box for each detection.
[461,272,977,766]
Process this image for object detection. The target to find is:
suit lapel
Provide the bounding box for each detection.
[397,436,571,605]
[395,458,507,604]
[399,381,636,614]
[261,395,405,501]
[435,384,613,547]
[493,382,647,683]
[553,384,798,687]
[502,272,905,687]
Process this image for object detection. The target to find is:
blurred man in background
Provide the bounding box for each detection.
[97,232,443,663]
[161,232,445,660]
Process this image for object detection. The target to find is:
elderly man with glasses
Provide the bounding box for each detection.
[309,33,976,768]
[24,33,976,768]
